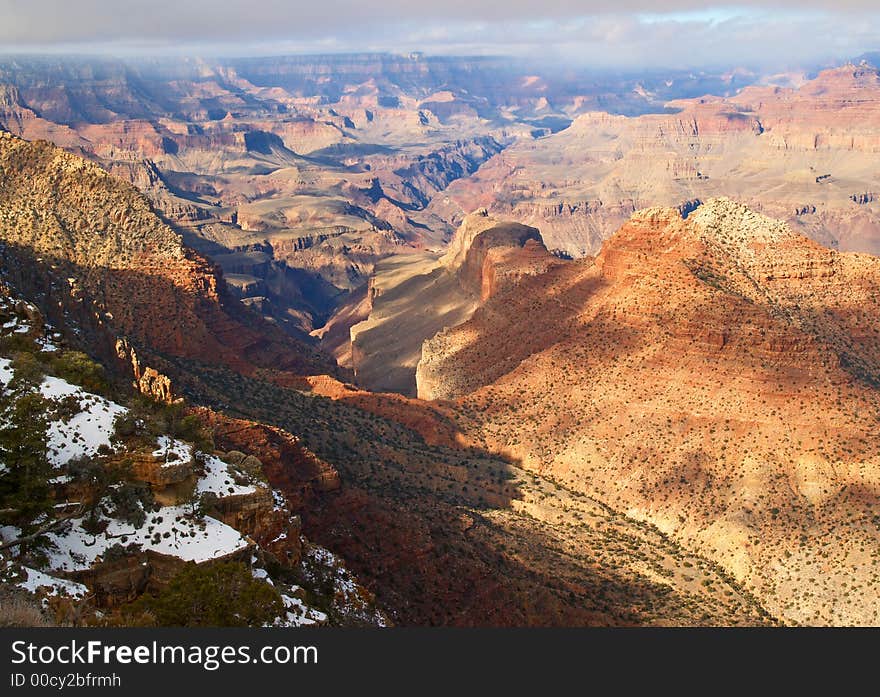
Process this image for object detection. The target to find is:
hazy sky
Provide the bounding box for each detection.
[1,1,879,69]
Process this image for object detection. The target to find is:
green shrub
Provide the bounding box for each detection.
[177,414,214,452]
[0,392,52,530]
[0,333,39,355]
[10,352,44,388]
[50,351,109,394]
[113,414,138,438]
[195,491,219,519]
[103,542,143,563]
[109,482,154,528]
[153,403,214,452]
[51,394,84,421]
[126,562,284,627]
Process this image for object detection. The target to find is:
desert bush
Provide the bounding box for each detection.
[112,413,139,438]
[50,351,109,394]
[125,561,284,627]
[0,594,53,627]
[10,351,44,387]
[109,482,154,528]
[153,402,214,452]
[103,542,144,563]
[0,332,39,355]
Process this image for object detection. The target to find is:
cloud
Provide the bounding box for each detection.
[0,1,878,70]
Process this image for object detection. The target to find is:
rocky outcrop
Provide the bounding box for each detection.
[351,212,556,395]
[70,546,254,608]
[129,452,194,488]
[193,408,342,507]
[210,481,302,567]
[115,338,174,403]
[440,208,544,295]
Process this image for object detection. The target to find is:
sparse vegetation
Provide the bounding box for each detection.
[124,562,285,627]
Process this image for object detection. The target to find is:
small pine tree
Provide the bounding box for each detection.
[0,391,53,532]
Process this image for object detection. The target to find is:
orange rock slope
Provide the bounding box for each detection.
[0,131,338,385]
[418,198,880,625]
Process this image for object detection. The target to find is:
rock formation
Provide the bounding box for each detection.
[434,64,880,258]
[350,210,556,394]
[115,338,174,403]
[0,131,339,385]
[417,198,880,625]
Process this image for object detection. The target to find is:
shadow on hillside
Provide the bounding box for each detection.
[0,242,341,382]
[0,242,766,626]
[174,357,770,626]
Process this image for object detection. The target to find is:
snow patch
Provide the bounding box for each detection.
[0,357,14,387]
[44,506,251,572]
[0,525,22,544]
[271,489,286,511]
[251,567,273,584]
[39,376,126,467]
[153,436,192,468]
[197,454,258,498]
[17,566,87,599]
[276,591,328,627]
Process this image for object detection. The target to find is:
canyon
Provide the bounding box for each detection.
[433,64,880,259]
[0,54,811,342]
[2,53,880,626]
[0,131,771,626]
